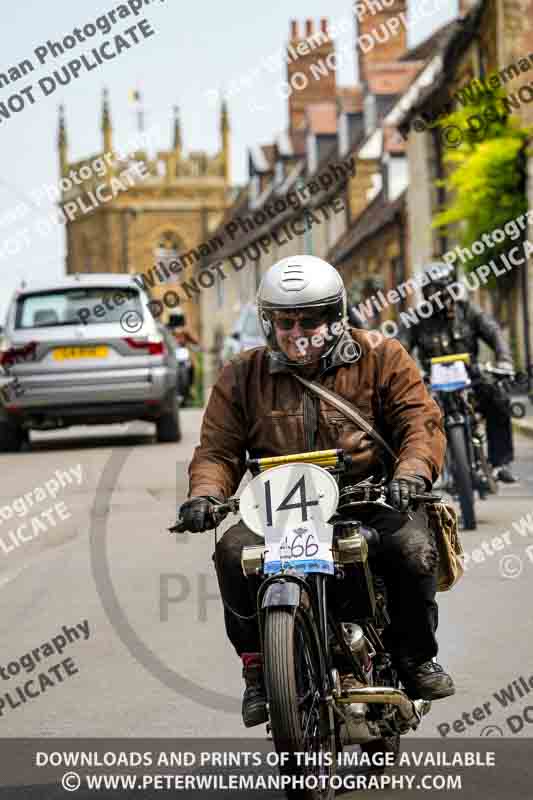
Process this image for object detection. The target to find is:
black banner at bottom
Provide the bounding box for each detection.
[0,738,531,798]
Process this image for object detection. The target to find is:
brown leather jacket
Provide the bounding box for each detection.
[188,329,446,499]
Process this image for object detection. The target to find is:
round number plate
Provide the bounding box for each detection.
[239,462,339,538]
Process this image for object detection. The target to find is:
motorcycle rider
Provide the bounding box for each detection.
[168,313,198,404]
[347,303,370,329]
[399,262,517,483]
[179,255,455,728]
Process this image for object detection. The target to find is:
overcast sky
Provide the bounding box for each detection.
[0,0,457,321]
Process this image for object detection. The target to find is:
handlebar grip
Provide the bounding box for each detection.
[169,504,231,534]
[168,520,188,534]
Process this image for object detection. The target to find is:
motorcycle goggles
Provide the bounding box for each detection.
[259,296,346,366]
[271,311,331,331]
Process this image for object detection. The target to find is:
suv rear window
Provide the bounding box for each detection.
[15,288,143,329]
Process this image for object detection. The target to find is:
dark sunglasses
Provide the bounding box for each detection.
[273,314,328,331]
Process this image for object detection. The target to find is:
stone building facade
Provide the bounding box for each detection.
[196,18,355,390]
[197,9,435,392]
[395,0,533,365]
[184,0,533,396]
[59,90,232,339]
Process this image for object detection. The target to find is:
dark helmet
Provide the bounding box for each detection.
[421,261,456,301]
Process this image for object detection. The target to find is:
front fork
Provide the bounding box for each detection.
[446,397,490,496]
[258,572,338,741]
[466,399,494,495]
[257,572,333,693]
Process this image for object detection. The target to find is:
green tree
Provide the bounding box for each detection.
[432,87,529,289]
[430,86,531,361]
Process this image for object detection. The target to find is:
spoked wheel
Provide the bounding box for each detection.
[264,606,336,800]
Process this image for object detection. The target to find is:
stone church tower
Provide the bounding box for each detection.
[59,89,232,339]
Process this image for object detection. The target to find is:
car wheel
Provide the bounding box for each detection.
[0,421,26,453]
[511,400,526,419]
[156,397,181,443]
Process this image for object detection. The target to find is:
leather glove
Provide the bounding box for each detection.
[178,495,224,533]
[387,476,426,512]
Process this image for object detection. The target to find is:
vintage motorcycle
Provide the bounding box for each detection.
[428,354,513,530]
[172,449,439,799]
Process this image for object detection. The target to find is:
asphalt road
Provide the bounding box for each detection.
[1,410,532,797]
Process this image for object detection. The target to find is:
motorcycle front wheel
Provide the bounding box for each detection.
[447,425,476,530]
[264,606,336,800]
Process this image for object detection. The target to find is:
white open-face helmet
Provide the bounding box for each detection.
[257,255,347,366]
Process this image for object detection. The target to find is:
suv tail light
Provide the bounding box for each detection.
[123,337,166,356]
[0,341,37,367]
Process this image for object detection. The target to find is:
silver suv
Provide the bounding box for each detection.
[220,304,265,365]
[0,274,180,451]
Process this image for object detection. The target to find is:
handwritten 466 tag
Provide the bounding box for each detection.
[279,524,320,560]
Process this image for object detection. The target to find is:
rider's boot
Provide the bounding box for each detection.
[493,465,518,484]
[241,653,268,728]
[397,659,455,701]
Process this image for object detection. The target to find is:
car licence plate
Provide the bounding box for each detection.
[52,346,109,360]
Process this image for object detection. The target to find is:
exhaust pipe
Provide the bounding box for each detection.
[338,686,430,728]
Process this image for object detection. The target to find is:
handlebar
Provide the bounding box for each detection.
[168,520,188,534]
[483,362,515,378]
[169,499,239,535]
[170,491,441,534]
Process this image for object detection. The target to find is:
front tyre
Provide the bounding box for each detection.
[264,607,335,800]
[447,425,476,530]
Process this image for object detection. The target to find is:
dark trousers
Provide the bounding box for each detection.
[213,506,439,667]
[475,380,514,467]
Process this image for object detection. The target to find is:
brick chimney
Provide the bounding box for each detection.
[287,18,337,134]
[355,0,408,83]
